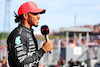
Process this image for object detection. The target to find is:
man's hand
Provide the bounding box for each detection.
[42,40,53,53]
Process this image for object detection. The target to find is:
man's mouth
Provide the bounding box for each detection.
[36,20,39,23]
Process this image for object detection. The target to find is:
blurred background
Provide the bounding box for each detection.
[0,0,100,67]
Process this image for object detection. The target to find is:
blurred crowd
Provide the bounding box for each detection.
[0,34,100,66]
[55,58,87,67]
[82,24,100,33]
[60,35,100,48]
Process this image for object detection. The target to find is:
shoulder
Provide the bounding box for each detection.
[7,26,25,42]
[7,27,27,45]
[8,27,21,38]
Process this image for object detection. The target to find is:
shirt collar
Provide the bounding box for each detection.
[19,23,34,33]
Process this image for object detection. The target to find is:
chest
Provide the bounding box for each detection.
[26,33,38,53]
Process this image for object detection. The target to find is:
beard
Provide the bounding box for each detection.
[34,25,38,27]
[33,24,38,27]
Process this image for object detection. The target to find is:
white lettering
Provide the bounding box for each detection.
[16,47,23,51]
[29,48,36,52]
[17,51,26,56]
[28,52,34,57]
[29,38,33,40]
[29,41,34,45]
[29,45,35,49]
[15,44,23,48]
[18,55,27,63]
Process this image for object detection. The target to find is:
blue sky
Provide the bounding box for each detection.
[0,0,100,34]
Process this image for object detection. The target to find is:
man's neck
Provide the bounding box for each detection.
[21,21,32,29]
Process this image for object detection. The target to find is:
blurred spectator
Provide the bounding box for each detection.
[2,57,7,67]
[39,63,43,67]
[69,59,74,67]
[74,62,77,66]
[53,38,60,49]
[0,62,2,67]
[60,60,66,67]
[61,38,66,47]
[55,60,60,67]
[69,39,76,48]
[62,60,66,67]
[81,39,86,46]
[68,59,78,67]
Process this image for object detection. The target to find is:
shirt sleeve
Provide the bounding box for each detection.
[14,35,45,66]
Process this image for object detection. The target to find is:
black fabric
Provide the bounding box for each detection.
[7,24,45,67]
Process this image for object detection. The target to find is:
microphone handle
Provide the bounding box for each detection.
[45,35,51,54]
[45,35,49,41]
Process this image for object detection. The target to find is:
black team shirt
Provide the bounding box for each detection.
[7,24,45,67]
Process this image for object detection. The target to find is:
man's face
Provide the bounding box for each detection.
[28,13,40,27]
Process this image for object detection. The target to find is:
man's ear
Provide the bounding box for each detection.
[23,13,28,20]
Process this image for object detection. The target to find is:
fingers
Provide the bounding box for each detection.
[46,40,51,44]
[42,40,53,53]
[47,40,52,49]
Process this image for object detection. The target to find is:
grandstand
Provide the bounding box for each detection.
[38,27,100,67]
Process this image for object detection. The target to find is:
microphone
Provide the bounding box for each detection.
[41,25,51,54]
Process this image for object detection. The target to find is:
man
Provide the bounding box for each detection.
[7,2,52,67]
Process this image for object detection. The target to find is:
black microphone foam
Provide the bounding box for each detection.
[41,25,49,35]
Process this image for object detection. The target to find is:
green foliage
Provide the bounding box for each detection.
[0,33,66,40]
[36,35,66,40]
[0,33,9,40]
